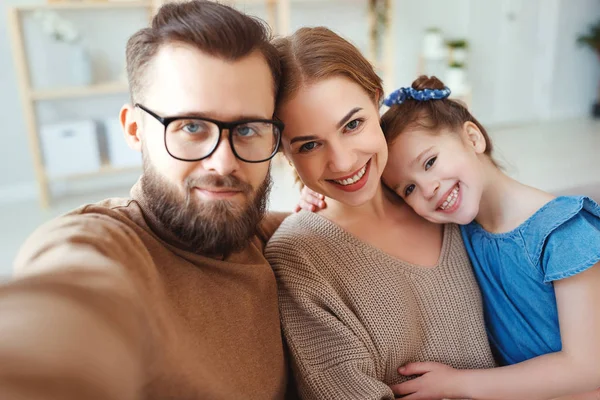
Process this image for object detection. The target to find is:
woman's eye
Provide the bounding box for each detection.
[404,184,415,197]
[425,156,437,171]
[344,119,362,132]
[299,142,318,153]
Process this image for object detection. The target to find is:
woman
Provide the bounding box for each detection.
[264,27,495,400]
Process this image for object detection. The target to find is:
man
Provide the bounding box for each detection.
[0,1,293,399]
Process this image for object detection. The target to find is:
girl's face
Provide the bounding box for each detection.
[381,123,488,225]
[278,76,387,207]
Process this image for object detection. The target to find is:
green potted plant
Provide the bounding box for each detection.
[577,20,600,117]
[446,38,469,65]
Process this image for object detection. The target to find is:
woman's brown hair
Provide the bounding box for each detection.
[273,27,383,111]
[381,75,495,160]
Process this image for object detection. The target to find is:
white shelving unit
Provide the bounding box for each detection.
[8,0,393,208]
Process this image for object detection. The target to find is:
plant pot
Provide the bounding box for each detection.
[446,66,467,94]
[451,48,468,64]
[423,30,445,60]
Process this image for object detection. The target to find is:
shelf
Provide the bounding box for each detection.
[15,1,152,12]
[30,81,129,101]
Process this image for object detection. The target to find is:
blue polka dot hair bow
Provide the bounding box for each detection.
[383,86,451,107]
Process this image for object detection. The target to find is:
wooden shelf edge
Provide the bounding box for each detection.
[14,1,152,12]
[49,164,141,181]
[30,82,130,100]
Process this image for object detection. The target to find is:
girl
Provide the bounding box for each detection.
[303,75,600,400]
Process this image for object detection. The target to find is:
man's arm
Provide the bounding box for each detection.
[0,214,156,400]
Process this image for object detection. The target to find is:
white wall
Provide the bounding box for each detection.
[467,0,600,124]
[549,0,600,120]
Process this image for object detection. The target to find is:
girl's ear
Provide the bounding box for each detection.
[462,121,486,154]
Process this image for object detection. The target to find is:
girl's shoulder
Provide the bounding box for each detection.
[520,196,600,282]
[520,195,600,240]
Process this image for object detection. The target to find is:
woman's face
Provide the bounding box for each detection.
[278,76,387,207]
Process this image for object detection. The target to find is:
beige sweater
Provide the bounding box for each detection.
[265,211,496,400]
[0,181,294,400]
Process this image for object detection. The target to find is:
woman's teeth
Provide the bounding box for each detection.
[440,185,459,210]
[333,164,367,186]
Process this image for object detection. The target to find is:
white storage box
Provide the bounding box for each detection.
[103,118,142,168]
[40,120,102,178]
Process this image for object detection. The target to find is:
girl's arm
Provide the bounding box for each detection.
[390,262,600,400]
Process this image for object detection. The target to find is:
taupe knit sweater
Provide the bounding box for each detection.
[266,211,496,400]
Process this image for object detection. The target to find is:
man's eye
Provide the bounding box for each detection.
[235,125,257,137]
[404,184,415,197]
[183,123,200,133]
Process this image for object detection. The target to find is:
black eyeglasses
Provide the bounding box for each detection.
[135,103,283,163]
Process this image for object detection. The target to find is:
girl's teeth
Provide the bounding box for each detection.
[440,186,459,210]
[333,164,367,186]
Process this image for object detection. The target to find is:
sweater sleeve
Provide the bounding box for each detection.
[0,212,158,400]
[266,234,395,400]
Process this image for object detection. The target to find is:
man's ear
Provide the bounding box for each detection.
[120,104,142,152]
[462,121,486,154]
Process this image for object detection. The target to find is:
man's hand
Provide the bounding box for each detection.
[295,186,327,213]
[389,362,463,400]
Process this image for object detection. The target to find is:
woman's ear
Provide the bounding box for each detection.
[375,88,383,107]
[462,121,487,154]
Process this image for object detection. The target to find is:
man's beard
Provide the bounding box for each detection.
[140,156,272,257]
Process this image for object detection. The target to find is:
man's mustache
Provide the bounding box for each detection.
[186,174,252,194]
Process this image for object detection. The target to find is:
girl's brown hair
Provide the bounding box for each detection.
[381,75,495,159]
[273,27,383,111]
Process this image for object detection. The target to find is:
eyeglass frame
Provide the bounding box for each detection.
[135,103,284,164]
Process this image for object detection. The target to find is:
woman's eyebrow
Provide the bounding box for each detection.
[336,107,362,129]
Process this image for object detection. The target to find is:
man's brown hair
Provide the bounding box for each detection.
[126,0,281,102]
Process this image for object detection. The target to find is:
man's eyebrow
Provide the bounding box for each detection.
[165,111,270,121]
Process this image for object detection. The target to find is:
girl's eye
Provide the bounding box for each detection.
[425,156,437,171]
[344,119,363,132]
[299,142,319,153]
[404,184,415,197]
